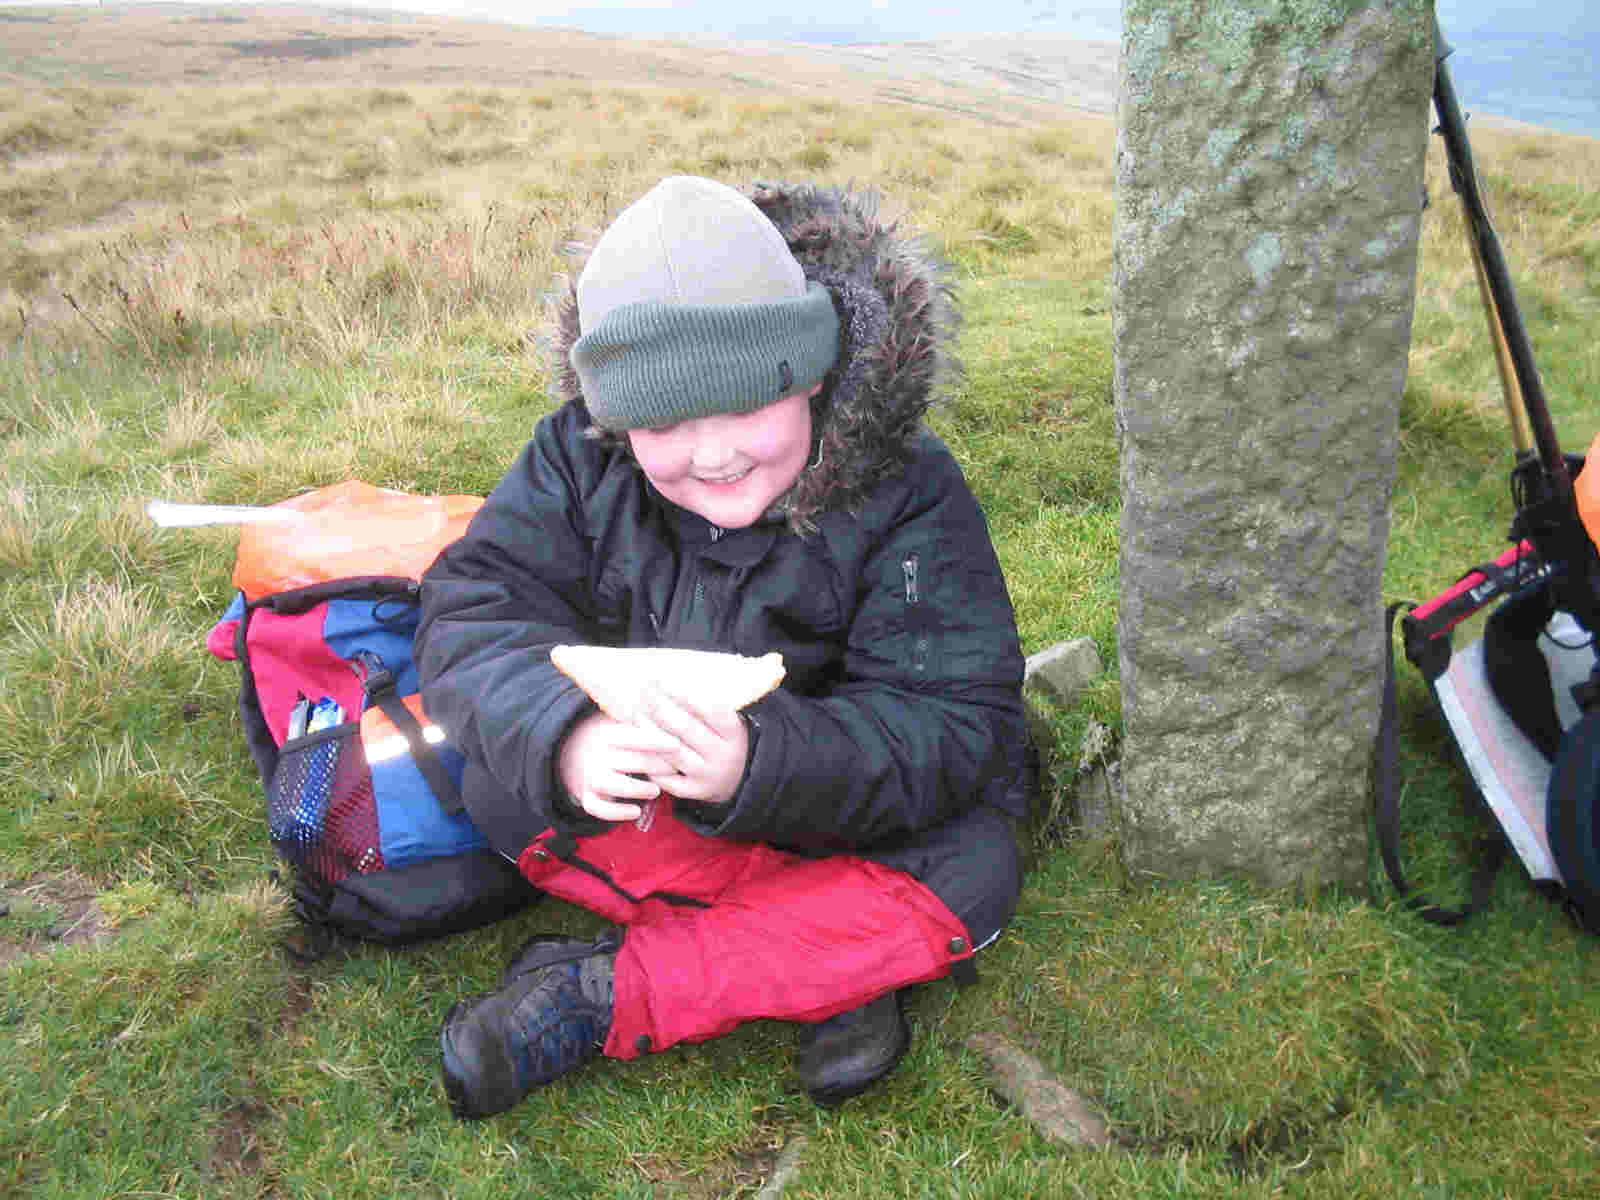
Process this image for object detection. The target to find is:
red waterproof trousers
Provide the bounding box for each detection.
[516,798,976,1060]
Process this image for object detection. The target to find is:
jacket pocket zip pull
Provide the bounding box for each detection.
[904,553,929,673]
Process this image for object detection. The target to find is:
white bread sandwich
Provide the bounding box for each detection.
[550,645,785,724]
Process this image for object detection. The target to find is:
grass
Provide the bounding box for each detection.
[2,12,1599,1199]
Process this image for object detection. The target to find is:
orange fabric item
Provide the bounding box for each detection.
[1579,431,1600,554]
[231,480,482,602]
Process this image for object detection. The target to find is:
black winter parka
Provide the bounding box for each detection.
[415,183,1027,861]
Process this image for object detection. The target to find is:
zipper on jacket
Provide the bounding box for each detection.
[904,553,929,674]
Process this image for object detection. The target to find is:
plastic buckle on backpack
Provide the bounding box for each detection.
[361,667,397,700]
[349,648,394,700]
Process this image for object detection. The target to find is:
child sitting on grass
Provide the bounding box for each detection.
[416,174,1030,1119]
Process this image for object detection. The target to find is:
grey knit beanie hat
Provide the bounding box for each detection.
[571,176,841,430]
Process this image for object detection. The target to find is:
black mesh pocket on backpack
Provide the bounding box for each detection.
[266,723,384,883]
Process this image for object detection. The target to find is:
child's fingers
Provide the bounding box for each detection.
[648,770,709,800]
[640,685,736,749]
[645,746,706,792]
[578,792,644,822]
[604,747,679,778]
[595,768,661,802]
[576,767,661,822]
[606,720,682,754]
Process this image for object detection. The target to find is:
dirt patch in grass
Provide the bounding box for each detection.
[209,961,313,1184]
[0,870,113,967]
[211,1097,271,1178]
[278,967,317,1037]
[630,1108,797,1198]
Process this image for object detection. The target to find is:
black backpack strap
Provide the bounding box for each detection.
[233,604,283,786]
[360,663,465,816]
[374,687,465,816]
[1376,602,1507,925]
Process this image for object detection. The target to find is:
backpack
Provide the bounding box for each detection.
[1380,30,1600,933]
[205,481,541,953]
[1378,446,1600,932]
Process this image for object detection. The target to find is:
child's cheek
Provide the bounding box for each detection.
[742,399,811,467]
[627,432,690,485]
[745,426,794,463]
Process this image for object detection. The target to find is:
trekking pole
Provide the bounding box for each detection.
[1465,229,1533,454]
[1431,16,1600,634]
[1431,16,1563,479]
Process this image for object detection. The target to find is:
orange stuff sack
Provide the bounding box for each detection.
[232,480,483,602]
[1578,431,1600,555]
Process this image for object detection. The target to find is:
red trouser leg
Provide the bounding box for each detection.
[516,802,974,1060]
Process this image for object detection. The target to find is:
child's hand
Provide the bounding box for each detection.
[557,713,680,823]
[637,684,750,808]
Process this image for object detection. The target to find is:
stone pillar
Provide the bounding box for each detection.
[1113,1,1433,887]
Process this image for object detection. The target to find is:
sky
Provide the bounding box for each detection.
[11,2,1596,42]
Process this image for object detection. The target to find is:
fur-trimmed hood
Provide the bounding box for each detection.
[548,181,961,533]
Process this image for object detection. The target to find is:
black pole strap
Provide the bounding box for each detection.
[1376,603,1507,926]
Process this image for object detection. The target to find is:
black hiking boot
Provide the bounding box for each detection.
[440,934,618,1120]
[793,989,909,1107]
[498,930,619,987]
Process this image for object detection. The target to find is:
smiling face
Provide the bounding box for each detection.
[625,385,818,529]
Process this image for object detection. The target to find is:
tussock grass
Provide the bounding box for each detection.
[0,13,1596,1198]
